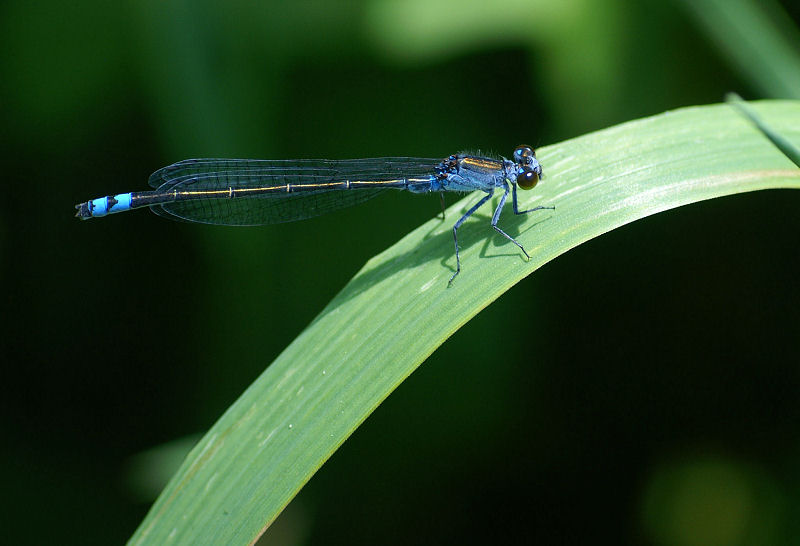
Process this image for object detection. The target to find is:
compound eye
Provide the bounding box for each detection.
[513,145,535,165]
[517,169,539,190]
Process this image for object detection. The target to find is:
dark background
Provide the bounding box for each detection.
[2,1,799,544]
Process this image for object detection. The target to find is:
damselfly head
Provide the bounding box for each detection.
[512,145,543,190]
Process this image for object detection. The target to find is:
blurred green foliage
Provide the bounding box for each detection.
[1,0,799,544]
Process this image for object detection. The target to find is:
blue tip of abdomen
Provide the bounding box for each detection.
[80,193,133,218]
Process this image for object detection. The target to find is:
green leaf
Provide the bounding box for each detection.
[678,0,800,99]
[130,100,800,545]
[726,93,800,166]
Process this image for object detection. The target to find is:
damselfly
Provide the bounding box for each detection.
[75,145,553,285]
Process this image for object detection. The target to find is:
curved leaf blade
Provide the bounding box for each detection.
[130,100,800,545]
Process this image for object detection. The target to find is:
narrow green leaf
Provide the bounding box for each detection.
[130,100,800,545]
[727,93,800,167]
[678,0,800,99]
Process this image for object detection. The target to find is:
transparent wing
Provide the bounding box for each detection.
[147,157,439,226]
